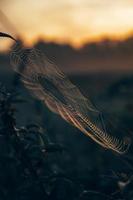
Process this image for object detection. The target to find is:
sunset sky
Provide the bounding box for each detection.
[1,0,133,49]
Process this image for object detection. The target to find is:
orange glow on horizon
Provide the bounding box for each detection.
[1,31,133,52]
[21,30,133,49]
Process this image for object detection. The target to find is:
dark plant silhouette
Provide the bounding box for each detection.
[0,84,67,200]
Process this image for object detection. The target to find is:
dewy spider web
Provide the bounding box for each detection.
[0,32,130,154]
[9,41,131,154]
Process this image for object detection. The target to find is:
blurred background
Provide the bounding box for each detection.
[0,0,133,193]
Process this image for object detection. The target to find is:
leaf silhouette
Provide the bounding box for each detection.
[0,32,16,41]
